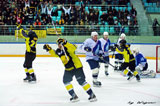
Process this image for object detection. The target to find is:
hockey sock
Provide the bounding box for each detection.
[65,83,76,97]
[28,68,36,79]
[115,60,118,69]
[123,69,129,75]
[118,61,123,70]
[24,68,30,76]
[92,68,99,81]
[104,64,109,72]
[82,82,93,96]
[133,70,138,76]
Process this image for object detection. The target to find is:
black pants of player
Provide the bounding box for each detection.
[63,67,86,85]
[23,52,36,69]
[119,60,136,72]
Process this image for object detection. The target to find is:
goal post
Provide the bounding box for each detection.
[156,46,160,73]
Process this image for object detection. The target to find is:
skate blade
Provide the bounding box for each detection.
[89,98,97,102]
[28,81,37,84]
[136,79,141,82]
[127,76,134,81]
[71,99,80,103]
[93,85,101,87]
[23,80,29,83]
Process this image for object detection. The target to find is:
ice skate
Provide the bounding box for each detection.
[28,76,37,84]
[136,75,141,82]
[88,93,97,102]
[23,76,31,82]
[93,81,102,87]
[127,74,134,81]
[70,95,79,103]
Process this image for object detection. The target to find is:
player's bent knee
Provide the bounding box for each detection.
[77,78,86,85]
[63,78,72,84]
[92,68,99,75]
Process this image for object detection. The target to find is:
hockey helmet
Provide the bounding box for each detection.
[103,32,109,36]
[119,39,126,46]
[120,33,126,38]
[91,31,98,37]
[132,48,139,54]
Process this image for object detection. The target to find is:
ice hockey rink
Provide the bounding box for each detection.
[0,57,160,106]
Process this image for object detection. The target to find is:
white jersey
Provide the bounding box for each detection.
[81,38,99,61]
[99,38,111,56]
[117,38,123,46]
[115,38,123,54]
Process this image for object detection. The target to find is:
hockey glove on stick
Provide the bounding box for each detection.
[56,38,67,45]
[84,47,92,52]
[43,44,52,52]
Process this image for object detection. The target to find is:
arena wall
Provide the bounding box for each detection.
[0,43,159,59]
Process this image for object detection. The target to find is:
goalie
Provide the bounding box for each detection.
[43,38,97,102]
[132,48,156,78]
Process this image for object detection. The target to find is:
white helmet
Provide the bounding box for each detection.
[120,33,126,38]
[132,48,139,54]
[103,32,109,36]
[91,31,98,37]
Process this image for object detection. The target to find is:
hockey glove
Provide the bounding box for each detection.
[43,44,52,52]
[16,22,22,30]
[110,46,116,51]
[84,47,92,52]
[114,44,118,47]
[57,38,67,45]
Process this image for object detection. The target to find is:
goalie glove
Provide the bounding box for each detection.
[43,44,52,52]
[84,47,92,52]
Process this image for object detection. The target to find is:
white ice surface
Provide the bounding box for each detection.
[0,57,160,106]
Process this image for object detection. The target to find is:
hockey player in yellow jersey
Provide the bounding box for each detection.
[17,24,38,83]
[43,38,97,102]
[113,39,140,82]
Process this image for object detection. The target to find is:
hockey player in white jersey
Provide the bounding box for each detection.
[81,31,102,87]
[98,32,111,76]
[114,33,126,71]
[132,48,156,78]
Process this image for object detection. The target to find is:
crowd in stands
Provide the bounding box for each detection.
[0,0,139,35]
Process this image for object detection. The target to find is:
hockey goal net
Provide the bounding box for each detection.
[156,46,160,73]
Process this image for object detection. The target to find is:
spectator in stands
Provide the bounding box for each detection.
[21,16,27,25]
[62,4,72,16]
[34,19,41,28]
[0,16,4,25]
[100,12,107,25]
[41,2,47,20]
[47,7,53,16]
[152,18,160,36]
[107,15,114,25]
[41,18,47,25]
[114,22,120,35]
[25,0,30,8]
[130,7,137,19]
[46,14,52,24]
[27,10,34,25]
[12,15,17,25]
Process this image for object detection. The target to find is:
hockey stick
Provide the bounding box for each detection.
[52,21,59,37]
[97,55,115,68]
[52,21,69,61]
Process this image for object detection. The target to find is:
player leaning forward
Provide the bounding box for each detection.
[113,40,141,81]
[17,24,38,83]
[43,38,97,102]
